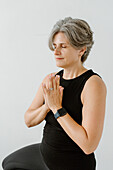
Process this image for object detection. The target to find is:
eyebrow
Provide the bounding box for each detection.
[53,42,68,45]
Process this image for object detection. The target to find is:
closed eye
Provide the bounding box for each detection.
[53,45,66,49]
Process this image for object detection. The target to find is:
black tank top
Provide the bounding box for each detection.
[40,69,102,170]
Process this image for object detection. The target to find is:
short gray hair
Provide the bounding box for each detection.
[48,17,94,63]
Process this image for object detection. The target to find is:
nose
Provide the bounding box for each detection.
[54,47,61,55]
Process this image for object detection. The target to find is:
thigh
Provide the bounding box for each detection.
[2,143,49,170]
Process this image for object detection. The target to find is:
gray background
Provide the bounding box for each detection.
[0,0,112,169]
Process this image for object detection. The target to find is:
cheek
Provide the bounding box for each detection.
[71,50,79,58]
[69,55,79,63]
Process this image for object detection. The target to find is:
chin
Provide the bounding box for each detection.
[56,63,64,68]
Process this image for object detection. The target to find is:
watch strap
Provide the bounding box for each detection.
[54,111,60,119]
[54,107,67,119]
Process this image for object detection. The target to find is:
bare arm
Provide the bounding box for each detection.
[24,72,57,127]
[24,104,50,127]
[52,75,107,154]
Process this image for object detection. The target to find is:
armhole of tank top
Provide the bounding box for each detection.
[79,73,102,106]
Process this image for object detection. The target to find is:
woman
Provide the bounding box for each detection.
[2,17,107,170]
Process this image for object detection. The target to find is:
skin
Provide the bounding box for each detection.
[42,32,107,154]
[53,32,87,80]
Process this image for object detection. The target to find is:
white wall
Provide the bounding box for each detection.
[0,0,113,169]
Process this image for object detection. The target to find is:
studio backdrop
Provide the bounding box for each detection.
[0,0,113,169]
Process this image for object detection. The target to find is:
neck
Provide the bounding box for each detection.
[62,65,88,80]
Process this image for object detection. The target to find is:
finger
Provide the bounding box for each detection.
[53,76,57,90]
[48,74,53,90]
[46,75,50,90]
[59,86,64,96]
[61,88,64,99]
[51,74,56,90]
[56,75,60,89]
[42,83,48,94]
[42,83,45,95]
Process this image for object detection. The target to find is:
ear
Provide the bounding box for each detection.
[78,46,87,57]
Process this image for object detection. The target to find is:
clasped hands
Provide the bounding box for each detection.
[42,73,64,114]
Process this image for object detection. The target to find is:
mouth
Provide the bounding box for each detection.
[56,58,64,60]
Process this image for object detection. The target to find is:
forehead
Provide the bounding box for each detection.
[53,32,69,44]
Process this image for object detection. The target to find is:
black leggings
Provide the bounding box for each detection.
[2,143,50,170]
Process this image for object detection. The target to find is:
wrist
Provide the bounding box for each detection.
[52,106,62,114]
[44,104,50,113]
[54,107,67,119]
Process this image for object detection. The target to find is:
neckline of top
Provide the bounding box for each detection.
[60,69,93,81]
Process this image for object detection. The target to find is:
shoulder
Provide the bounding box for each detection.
[87,74,107,92]
[82,74,107,103]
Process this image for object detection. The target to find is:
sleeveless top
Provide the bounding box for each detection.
[40,69,102,170]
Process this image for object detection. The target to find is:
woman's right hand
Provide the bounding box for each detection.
[42,74,54,111]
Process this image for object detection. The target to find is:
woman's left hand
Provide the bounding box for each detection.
[42,74,64,113]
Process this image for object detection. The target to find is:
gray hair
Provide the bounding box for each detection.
[48,17,94,63]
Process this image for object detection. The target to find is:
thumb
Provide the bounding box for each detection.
[42,83,47,95]
[59,86,64,97]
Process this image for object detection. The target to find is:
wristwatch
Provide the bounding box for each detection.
[54,107,67,119]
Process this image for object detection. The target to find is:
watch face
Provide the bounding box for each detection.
[54,111,60,119]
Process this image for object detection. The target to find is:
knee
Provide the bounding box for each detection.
[2,155,10,170]
[2,157,6,169]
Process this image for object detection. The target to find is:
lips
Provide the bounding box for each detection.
[56,58,64,59]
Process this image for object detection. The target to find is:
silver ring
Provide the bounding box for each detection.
[49,87,54,91]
